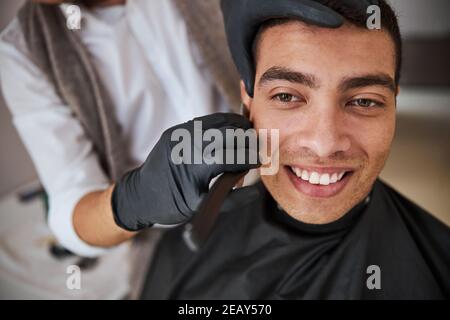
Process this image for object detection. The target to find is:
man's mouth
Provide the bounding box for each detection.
[286,165,354,198]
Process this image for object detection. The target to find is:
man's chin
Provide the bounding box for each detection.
[262,166,371,224]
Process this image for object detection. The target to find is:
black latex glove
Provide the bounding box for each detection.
[111,113,260,231]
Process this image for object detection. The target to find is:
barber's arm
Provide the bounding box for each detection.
[0,28,112,257]
[1,24,257,252]
[74,111,255,246]
[73,185,136,247]
[74,113,259,246]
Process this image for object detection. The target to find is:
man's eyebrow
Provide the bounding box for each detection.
[258,66,319,89]
[339,74,396,93]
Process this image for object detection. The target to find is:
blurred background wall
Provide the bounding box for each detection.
[0,0,449,225]
[0,0,36,197]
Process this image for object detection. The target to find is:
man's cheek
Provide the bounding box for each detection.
[254,114,296,148]
[353,115,395,153]
[254,113,282,131]
[372,121,396,163]
[252,101,290,127]
[363,134,394,179]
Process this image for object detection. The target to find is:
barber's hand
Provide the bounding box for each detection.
[111,113,260,231]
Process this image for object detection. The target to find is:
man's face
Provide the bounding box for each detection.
[242,21,397,224]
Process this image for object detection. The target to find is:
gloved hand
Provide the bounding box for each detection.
[111,113,260,231]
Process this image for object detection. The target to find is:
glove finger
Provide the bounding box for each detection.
[200,125,259,153]
[338,0,379,13]
[192,112,253,131]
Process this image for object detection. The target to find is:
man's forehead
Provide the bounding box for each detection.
[258,19,383,44]
[255,20,396,85]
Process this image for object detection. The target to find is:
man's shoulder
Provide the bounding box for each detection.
[374,179,450,270]
[375,179,449,229]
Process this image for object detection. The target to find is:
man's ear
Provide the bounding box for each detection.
[240,80,253,116]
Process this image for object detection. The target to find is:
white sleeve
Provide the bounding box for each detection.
[0,19,112,257]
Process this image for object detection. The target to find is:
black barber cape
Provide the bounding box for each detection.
[141,180,450,299]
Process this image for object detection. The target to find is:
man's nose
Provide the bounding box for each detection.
[297,106,351,158]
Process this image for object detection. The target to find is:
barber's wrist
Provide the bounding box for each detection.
[111,179,135,232]
[73,184,137,247]
[110,171,154,232]
[103,184,138,238]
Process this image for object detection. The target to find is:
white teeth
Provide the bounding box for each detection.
[319,173,330,185]
[291,166,349,185]
[301,170,309,181]
[330,173,338,183]
[291,166,302,177]
[309,172,320,184]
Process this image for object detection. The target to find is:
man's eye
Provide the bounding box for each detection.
[272,93,300,103]
[348,98,382,108]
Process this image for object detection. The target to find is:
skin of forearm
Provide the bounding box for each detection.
[73,184,137,247]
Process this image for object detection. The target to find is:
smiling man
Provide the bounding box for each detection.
[248,19,397,225]
[140,0,450,299]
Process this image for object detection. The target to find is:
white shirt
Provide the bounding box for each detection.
[0,0,225,257]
